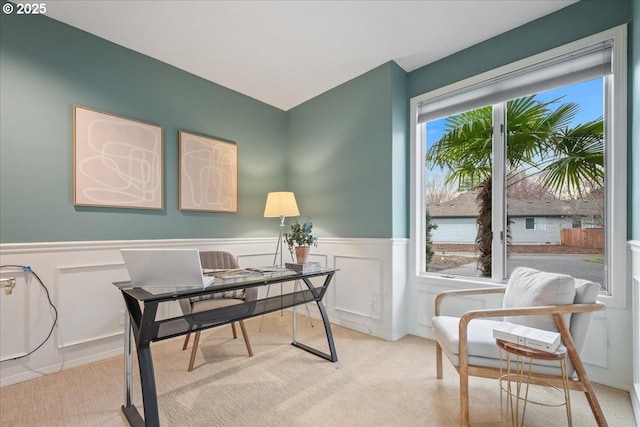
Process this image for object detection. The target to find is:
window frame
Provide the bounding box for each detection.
[524,217,546,231]
[409,25,627,308]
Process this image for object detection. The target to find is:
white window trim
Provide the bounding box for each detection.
[525,217,547,231]
[409,24,627,308]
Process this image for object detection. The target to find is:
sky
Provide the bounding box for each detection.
[425,77,604,150]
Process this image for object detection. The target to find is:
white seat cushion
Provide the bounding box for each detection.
[433,316,502,360]
[192,297,245,313]
[433,315,566,376]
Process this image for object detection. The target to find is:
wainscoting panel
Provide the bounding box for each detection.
[56,263,129,349]
[581,314,608,368]
[333,256,382,319]
[415,288,436,329]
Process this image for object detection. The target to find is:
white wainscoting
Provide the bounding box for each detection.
[629,240,640,424]
[0,237,406,386]
[2,237,631,396]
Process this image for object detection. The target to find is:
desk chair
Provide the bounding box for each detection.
[179,251,256,372]
[432,267,607,426]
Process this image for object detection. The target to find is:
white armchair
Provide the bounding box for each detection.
[432,267,607,426]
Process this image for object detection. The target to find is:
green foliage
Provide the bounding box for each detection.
[284,218,318,249]
[425,95,604,197]
[425,210,438,270]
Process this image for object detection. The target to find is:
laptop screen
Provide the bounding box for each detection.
[121,248,214,288]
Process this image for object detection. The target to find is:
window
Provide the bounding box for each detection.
[524,217,546,231]
[410,26,627,306]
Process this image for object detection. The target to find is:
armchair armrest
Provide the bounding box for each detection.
[456,301,605,377]
[460,301,606,324]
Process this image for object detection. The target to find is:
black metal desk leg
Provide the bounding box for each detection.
[122,303,145,427]
[291,277,338,362]
[137,343,160,427]
[124,311,133,408]
[120,296,160,427]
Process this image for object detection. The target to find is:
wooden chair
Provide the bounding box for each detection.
[432,267,607,426]
[179,251,255,372]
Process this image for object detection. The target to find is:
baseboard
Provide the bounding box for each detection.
[0,348,121,387]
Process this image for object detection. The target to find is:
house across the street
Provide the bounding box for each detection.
[427,191,603,247]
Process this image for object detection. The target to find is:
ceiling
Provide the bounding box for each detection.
[43,0,578,111]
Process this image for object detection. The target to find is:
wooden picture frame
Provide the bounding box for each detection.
[179,131,238,213]
[73,106,163,209]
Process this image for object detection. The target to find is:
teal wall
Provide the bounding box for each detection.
[286,62,407,238]
[0,13,287,243]
[407,0,635,238]
[390,62,409,238]
[0,1,635,243]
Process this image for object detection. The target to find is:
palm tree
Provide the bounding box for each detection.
[426,95,604,276]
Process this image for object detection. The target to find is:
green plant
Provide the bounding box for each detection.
[284,218,318,249]
[425,209,438,270]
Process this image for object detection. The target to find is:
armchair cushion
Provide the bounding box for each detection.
[570,279,600,353]
[433,316,502,361]
[433,315,565,375]
[503,267,575,332]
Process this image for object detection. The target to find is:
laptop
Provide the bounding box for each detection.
[121,248,215,289]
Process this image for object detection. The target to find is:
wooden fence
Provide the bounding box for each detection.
[560,228,604,249]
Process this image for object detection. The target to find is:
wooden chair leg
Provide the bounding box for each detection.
[238,320,253,357]
[459,370,470,427]
[231,322,238,339]
[436,341,443,379]
[554,313,608,426]
[182,333,191,350]
[188,331,201,372]
[574,361,607,426]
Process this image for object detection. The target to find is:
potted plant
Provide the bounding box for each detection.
[284,217,318,264]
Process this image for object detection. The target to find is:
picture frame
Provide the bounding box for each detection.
[179,130,238,213]
[73,106,163,210]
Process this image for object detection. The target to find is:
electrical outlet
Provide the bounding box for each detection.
[0,277,16,295]
[119,310,125,326]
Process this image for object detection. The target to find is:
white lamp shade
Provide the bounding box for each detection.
[264,192,300,217]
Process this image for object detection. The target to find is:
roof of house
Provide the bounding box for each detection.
[427,191,602,218]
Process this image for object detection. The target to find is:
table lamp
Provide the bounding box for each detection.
[264,191,300,267]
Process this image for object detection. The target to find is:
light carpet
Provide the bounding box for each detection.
[0,312,636,426]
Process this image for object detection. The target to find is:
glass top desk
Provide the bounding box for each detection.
[114,268,339,427]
